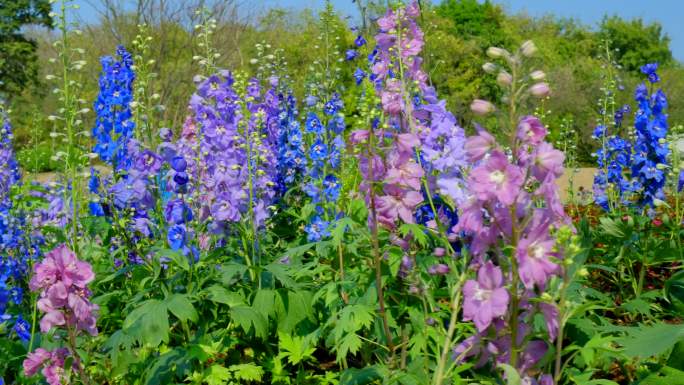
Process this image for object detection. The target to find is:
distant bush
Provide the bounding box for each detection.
[16,142,61,173]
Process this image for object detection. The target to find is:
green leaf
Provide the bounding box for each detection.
[160,248,190,271]
[665,270,684,310]
[265,262,298,288]
[204,365,232,385]
[230,306,268,339]
[206,285,245,307]
[619,323,684,358]
[337,333,362,358]
[598,217,624,238]
[252,289,276,320]
[398,223,429,247]
[140,301,170,347]
[497,363,521,385]
[340,366,385,385]
[166,293,198,323]
[220,262,248,284]
[278,332,316,365]
[635,366,684,385]
[278,290,313,333]
[229,363,264,382]
[123,299,161,329]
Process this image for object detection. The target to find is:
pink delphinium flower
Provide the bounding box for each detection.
[464,129,496,162]
[532,142,565,181]
[470,151,524,205]
[30,244,98,336]
[517,116,547,146]
[516,221,558,289]
[24,245,98,385]
[24,348,70,385]
[462,262,510,332]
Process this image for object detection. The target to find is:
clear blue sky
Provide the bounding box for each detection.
[69,0,684,62]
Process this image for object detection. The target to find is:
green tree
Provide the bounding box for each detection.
[0,0,52,97]
[599,16,672,72]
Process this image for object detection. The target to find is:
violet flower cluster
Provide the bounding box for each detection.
[23,244,98,385]
[169,71,279,249]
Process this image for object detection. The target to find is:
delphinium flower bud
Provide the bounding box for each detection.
[530,71,545,81]
[520,40,537,57]
[486,47,506,59]
[529,82,551,97]
[470,99,495,116]
[496,71,512,86]
[482,62,497,74]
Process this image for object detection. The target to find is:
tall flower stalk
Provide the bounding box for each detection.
[451,41,570,384]
[47,0,90,247]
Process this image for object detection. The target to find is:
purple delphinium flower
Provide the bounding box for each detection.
[462,262,509,332]
[470,150,524,206]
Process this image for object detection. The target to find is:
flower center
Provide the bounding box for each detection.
[530,244,545,260]
[474,287,492,301]
[489,170,505,185]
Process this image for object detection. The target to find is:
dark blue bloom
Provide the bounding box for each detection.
[355,35,366,47]
[640,62,660,83]
[13,315,30,342]
[170,156,187,172]
[305,113,323,134]
[173,171,189,186]
[92,46,136,169]
[323,175,341,201]
[167,224,187,250]
[310,139,328,161]
[305,216,330,242]
[165,199,193,224]
[353,68,367,85]
[345,49,359,61]
[323,94,343,115]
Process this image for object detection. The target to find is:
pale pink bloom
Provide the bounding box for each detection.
[470,151,524,206]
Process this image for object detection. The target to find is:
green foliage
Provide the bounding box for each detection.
[599,16,673,72]
[0,0,52,96]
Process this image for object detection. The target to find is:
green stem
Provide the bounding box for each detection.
[432,272,467,385]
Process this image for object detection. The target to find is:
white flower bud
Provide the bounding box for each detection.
[482,62,497,74]
[496,71,512,86]
[530,70,546,81]
[486,47,506,59]
[521,40,537,57]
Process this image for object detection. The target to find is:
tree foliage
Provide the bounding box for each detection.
[0,0,52,96]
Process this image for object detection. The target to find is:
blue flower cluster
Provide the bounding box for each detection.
[0,104,32,343]
[592,127,633,210]
[303,93,345,242]
[92,45,136,170]
[593,63,670,209]
[630,64,669,206]
[89,47,165,259]
[275,91,306,195]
